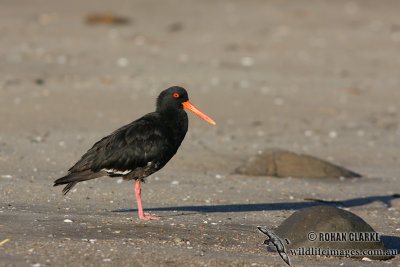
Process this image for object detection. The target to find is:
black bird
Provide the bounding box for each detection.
[54,86,215,220]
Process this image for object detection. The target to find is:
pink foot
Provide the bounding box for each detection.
[139,214,160,220]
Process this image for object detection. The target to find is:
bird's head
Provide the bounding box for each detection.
[156,86,216,125]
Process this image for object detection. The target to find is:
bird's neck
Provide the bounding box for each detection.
[159,108,188,140]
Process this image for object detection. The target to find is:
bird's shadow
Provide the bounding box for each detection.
[112,194,399,213]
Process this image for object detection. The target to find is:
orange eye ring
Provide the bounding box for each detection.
[173,93,179,98]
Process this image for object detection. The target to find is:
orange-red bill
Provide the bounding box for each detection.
[182,101,216,125]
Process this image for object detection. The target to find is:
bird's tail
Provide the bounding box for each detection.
[54,170,106,195]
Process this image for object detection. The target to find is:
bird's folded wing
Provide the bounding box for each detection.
[68,115,175,173]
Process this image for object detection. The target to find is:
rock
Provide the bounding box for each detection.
[235,149,361,178]
[272,206,392,260]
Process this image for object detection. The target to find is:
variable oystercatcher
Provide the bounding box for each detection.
[54,86,215,220]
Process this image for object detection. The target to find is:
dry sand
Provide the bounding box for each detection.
[0,0,399,266]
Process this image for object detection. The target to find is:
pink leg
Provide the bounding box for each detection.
[135,180,160,220]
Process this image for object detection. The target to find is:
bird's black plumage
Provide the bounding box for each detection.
[54,86,191,194]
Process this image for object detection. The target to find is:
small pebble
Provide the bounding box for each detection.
[274,97,284,106]
[210,77,220,86]
[35,79,45,85]
[304,130,313,137]
[195,249,205,256]
[173,237,183,243]
[117,57,129,67]
[329,131,338,138]
[357,130,365,137]
[63,219,73,223]
[240,56,254,67]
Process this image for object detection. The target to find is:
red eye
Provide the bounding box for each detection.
[173,93,179,98]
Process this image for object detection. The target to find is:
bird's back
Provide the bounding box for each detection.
[70,112,186,174]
